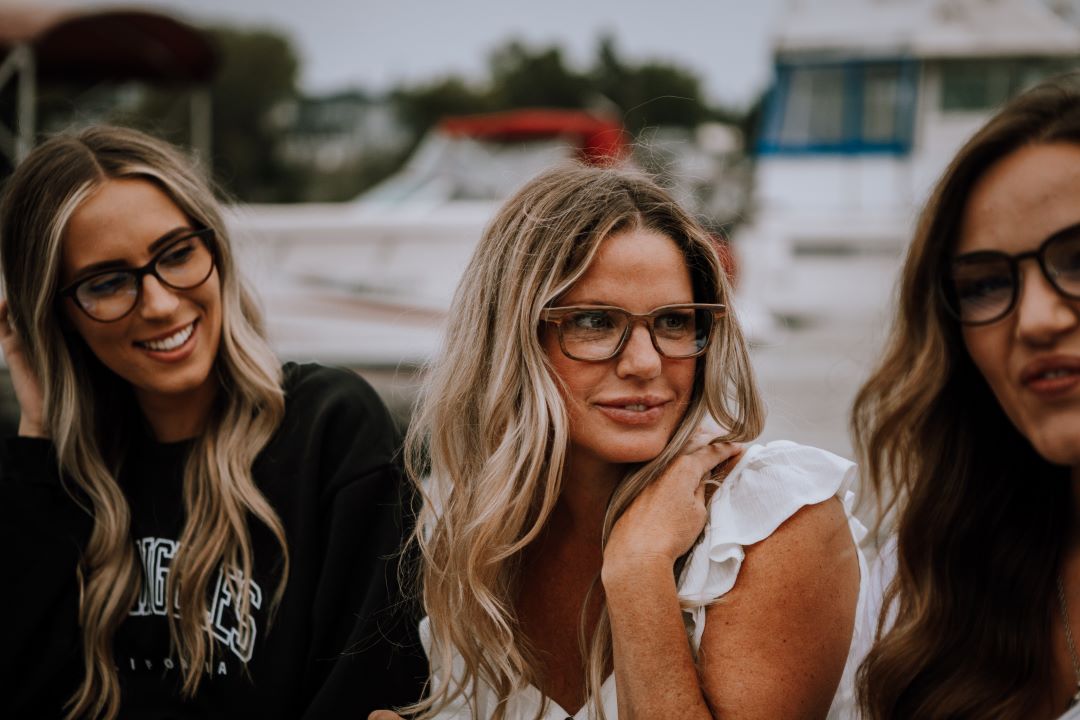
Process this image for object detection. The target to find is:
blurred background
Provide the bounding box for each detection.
[2,0,1079,461]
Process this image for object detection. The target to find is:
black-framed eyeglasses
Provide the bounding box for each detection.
[58,228,216,322]
[944,228,1080,326]
[540,303,726,361]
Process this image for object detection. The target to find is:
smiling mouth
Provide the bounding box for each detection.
[1036,369,1075,380]
[135,321,196,352]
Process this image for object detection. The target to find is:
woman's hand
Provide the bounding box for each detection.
[0,300,47,438]
[603,425,743,578]
[367,711,404,720]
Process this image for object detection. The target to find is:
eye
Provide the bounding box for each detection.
[82,272,132,297]
[654,309,694,333]
[158,240,197,268]
[952,252,1013,304]
[954,272,1012,301]
[566,310,618,332]
[1048,234,1080,278]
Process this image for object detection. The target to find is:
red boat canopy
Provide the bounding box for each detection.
[0,6,216,84]
[437,109,629,165]
[0,5,216,166]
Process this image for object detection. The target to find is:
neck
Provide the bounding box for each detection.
[555,450,624,540]
[136,379,218,442]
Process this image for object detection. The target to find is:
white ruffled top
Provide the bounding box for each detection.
[420,441,874,720]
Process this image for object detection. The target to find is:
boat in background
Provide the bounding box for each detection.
[737,0,1080,321]
[228,109,630,418]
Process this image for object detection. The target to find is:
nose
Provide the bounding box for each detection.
[1014,261,1080,346]
[137,274,182,320]
[615,323,662,379]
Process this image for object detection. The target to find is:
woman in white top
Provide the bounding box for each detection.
[373,164,870,720]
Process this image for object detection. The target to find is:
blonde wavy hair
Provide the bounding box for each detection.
[0,126,289,720]
[403,163,764,720]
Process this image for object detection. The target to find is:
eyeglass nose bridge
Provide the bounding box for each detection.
[1010,247,1080,309]
[132,265,182,310]
[992,239,1080,307]
[608,313,672,360]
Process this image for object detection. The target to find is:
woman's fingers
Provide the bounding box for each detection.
[688,440,743,479]
[695,473,709,505]
[367,712,404,720]
[708,444,743,478]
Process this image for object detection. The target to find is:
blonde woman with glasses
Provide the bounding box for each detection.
[0,126,426,719]
[373,164,873,720]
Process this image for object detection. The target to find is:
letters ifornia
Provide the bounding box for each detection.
[131,537,263,664]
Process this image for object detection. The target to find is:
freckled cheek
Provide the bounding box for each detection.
[668,361,697,405]
[557,370,607,417]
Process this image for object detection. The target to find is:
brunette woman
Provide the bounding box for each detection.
[855,77,1080,718]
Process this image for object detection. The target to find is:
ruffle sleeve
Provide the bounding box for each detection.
[677,440,864,649]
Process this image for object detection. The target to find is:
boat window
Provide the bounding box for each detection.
[940,61,1018,112]
[941,59,1077,112]
[863,65,904,143]
[778,66,846,145]
[759,59,916,155]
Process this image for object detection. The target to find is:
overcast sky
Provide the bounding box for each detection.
[65,0,784,108]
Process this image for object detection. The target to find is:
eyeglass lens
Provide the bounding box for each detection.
[75,234,214,321]
[559,307,712,360]
[950,233,1080,324]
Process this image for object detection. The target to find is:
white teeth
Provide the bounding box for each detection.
[1042,369,1072,380]
[624,404,647,411]
[140,323,194,352]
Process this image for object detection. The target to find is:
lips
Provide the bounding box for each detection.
[134,320,197,352]
[593,395,672,425]
[1019,354,1080,398]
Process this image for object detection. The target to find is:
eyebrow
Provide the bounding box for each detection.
[1045,220,1080,245]
[69,227,195,280]
[956,220,1080,258]
[556,299,615,307]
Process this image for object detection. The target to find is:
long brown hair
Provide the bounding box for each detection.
[853,78,1080,718]
[0,126,288,719]
[402,163,764,720]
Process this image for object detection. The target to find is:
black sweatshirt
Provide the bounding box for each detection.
[0,363,427,719]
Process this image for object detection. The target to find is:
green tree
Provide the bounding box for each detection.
[592,35,711,133]
[386,36,749,146]
[206,27,302,201]
[391,76,493,136]
[130,26,303,202]
[488,40,591,109]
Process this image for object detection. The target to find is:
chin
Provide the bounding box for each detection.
[601,436,671,465]
[1029,432,1080,468]
[128,357,217,398]
[1019,413,1080,466]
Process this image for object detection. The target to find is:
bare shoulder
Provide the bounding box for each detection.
[709,496,858,628]
[698,497,860,719]
[751,495,856,571]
